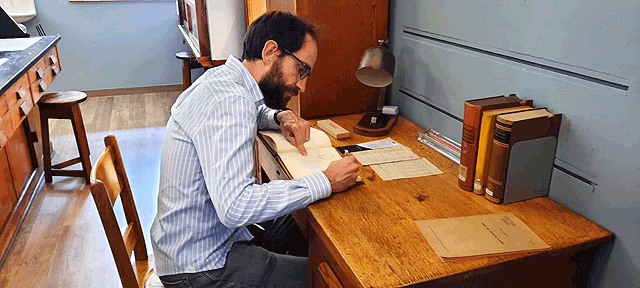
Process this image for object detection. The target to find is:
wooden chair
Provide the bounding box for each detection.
[89,135,161,288]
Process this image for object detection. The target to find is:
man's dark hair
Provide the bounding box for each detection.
[242,11,316,61]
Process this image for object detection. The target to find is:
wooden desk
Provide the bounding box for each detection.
[0,35,61,262]
[257,114,614,288]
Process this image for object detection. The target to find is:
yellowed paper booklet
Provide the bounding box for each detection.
[416,212,550,259]
[259,128,343,179]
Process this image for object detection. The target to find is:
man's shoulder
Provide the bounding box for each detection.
[199,67,252,101]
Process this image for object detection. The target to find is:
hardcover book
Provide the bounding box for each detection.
[473,106,533,195]
[458,94,532,191]
[485,108,562,204]
[259,128,343,179]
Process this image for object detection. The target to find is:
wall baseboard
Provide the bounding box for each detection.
[83,84,183,97]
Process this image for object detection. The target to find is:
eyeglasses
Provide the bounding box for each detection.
[282,48,312,80]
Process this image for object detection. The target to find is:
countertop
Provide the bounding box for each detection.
[0,34,61,95]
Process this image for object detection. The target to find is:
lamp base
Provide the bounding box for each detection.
[352,113,398,137]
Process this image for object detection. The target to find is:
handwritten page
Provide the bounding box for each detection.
[351,145,419,165]
[371,158,443,180]
[280,147,342,179]
[416,213,550,259]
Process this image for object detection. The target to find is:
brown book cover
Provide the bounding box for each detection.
[458,94,532,191]
[485,108,562,204]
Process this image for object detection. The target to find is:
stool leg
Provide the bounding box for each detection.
[40,109,52,183]
[182,58,191,91]
[70,104,91,184]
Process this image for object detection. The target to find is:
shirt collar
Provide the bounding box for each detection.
[225,54,264,105]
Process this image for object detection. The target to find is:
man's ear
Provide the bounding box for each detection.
[261,40,280,65]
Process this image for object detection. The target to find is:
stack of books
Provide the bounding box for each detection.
[458,94,562,204]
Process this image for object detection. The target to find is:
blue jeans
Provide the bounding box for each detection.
[159,242,308,288]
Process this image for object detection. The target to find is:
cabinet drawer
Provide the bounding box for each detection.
[27,57,47,85]
[0,112,15,147]
[44,46,61,70]
[8,100,28,133]
[2,75,31,107]
[29,67,55,104]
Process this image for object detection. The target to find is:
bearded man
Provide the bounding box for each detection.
[150,11,359,288]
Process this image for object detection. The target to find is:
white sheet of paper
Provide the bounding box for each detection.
[351,145,420,166]
[0,37,41,52]
[358,137,400,150]
[371,158,443,180]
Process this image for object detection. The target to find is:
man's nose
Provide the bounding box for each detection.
[296,77,308,93]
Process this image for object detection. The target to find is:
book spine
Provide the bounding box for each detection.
[458,102,482,191]
[473,113,497,195]
[485,120,512,203]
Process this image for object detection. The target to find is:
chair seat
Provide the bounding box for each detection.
[39,91,87,106]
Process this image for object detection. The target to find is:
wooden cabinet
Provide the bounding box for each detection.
[177,0,389,119]
[244,0,389,119]
[0,36,61,261]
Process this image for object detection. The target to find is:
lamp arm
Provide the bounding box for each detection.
[377,86,387,113]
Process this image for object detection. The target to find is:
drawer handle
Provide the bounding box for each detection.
[36,67,46,79]
[49,54,58,64]
[52,65,60,76]
[0,130,8,148]
[16,87,28,100]
[38,80,48,92]
[20,101,31,116]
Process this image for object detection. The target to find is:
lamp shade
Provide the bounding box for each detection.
[355,45,396,88]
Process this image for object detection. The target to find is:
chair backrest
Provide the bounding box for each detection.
[90,135,151,288]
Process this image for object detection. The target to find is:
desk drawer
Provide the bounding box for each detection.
[3,75,31,108]
[257,138,289,181]
[29,68,55,104]
[27,45,60,104]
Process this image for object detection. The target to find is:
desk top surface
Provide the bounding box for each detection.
[298,114,613,287]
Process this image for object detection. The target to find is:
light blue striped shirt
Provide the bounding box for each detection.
[150,55,332,276]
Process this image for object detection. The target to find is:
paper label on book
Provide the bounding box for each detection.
[474,182,482,191]
[458,165,467,181]
[485,188,494,196]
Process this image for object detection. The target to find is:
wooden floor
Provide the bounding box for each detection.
[0,90,180,287]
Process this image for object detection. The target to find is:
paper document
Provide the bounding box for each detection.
[0,37,40,52]
[416,212,550,259]
[371,158,442,180]
[351,145,419,165]
[259,128,345,179]
[358,137,400,149]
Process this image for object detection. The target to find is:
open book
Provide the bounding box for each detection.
[259,128,343,179]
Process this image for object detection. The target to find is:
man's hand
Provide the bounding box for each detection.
[277,110,310,156]
[323,156,359,193]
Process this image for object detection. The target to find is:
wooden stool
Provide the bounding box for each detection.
[176,51,203,90]
[38,91,91,184]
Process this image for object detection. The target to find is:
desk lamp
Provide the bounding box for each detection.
[353,39,397,137]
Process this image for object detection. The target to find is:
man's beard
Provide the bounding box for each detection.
[258,59,299,110]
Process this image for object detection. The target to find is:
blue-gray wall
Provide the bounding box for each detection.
[23,0,188,92]
[389,1,639,287]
